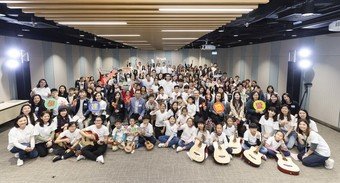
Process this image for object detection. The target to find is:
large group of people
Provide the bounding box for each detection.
[7,61,334,170]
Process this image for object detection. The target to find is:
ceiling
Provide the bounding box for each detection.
[0,0,269,50]
[187,0,340,49]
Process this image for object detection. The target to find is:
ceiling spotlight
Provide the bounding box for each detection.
[233,34,239,37]
[17,34,23,37]
[66,42,70,44]
[0,13,6,17]
[80,34,85,37]
[292,34,297,37]
[218,29,224,33]
[286,29,293,32]
[79,40,83,42]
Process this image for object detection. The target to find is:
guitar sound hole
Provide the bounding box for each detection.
[194,152,200,156]
[283,164,293,167]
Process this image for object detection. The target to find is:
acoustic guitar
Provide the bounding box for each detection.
[108,137,125,151]
[141,136,154,151]
[243,141,265,167]
[57,137,72,149]
[80,130,99,147]
[228,127,242,155]
[276,151,300,175]
[124,134,137,153]
[188,135,207,163]
[213,138,231,165]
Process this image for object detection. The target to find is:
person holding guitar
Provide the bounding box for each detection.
[52,122,81,162]
[77,116,109,164]
[138,116,157,149]
[259,107,279,140]
[125,118,140,154]
[242,123,268,160]
[110,120,126,151]
[208,123,233,156]
[264,131,290,158]
[187,119,210,161]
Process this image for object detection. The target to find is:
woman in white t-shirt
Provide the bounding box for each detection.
[89,92,107,126]
[296,119,334,169]
[52,122,81,162]
[278,105,297,149]
[30,79,51,100]
[259,107,279,140]
[34,111,56,157]
[19,103,37,126]
[8,114,38,166]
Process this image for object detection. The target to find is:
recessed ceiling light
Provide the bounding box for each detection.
[292,34,297,37]
[161,30,213,32]
[98,34,140,37]
[58,21,127,25]
[286,29,293,32]
[17,34,23,37]
[80,34,85,37]
[249,42,253,44]
[238,40,242,42]
[233,34,239,37]
[66,42,70,44]
[0,13,6,17]
[162,38,197,40]
[79,40,83,42]
[159,8,253,13]
[22,29,30,32]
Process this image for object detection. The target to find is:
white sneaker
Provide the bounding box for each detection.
[172,145,176,149]
[325,158,335,170]
[17,159,24,166]
[96,155,104,164]
[158,143,165,148]
[176,146,183,153]
[48,148,54,154]
[131,150,135,154]
[14,153,19,158]
[76,155,85,161]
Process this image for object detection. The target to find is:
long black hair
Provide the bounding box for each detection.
[13,114,28,128]
[19,104,36,126]
[37,111,52,127]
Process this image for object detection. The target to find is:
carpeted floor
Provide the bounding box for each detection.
[0,123,339,183]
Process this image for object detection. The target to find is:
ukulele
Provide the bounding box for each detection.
[228,126,242,155]
[188,134,207,163]
[276,151,300,175]
[213,134,231,165]
[141,136,154,151]
[243,140,265,167]
[80,130,99,147]
[124,134,137,153]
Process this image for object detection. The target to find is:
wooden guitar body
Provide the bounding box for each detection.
[228,135,242,155]
[188,139,207,163]
[80,130,99,147]
[213,141,230,165]
[243,146,263,167]
[124,141,135,153]
[144,140,154,151]
[276,153,300,175]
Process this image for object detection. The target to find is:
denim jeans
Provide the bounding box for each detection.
[284,131,297,149]
[242,143,268,154]
[10,143,38,160]
[266,149,290,158]
[298,151,329,167]
[178,140,194,150]
[158,135,179,147]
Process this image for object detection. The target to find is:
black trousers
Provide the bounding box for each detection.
[81,144,107,161]
[138,136,157,146]
[208,145,233,155]
[36,143,49,157]
[53,144,79,159]
[154,126,164,139]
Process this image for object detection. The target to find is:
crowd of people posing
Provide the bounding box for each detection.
[7,62,334,170]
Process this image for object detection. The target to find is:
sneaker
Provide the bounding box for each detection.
[17,159,24,166]
[14,153,19,159]
[187,152,193,161]
[48,148,54,154]
[205,153,209,159]
[158,143,165,148]
[76,155,85,161]
[52,156,62,163]
[229,154,233,160]
[176,146,184,153]
[325,158,334,170]
[262,155,267,161]
[172,145,176,149]
[96,155,105,164]
[290,153,299,161]
[131,150,135,154]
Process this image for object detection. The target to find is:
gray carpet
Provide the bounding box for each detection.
[0,124,339,183]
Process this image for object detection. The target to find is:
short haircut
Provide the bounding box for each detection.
[13,114,28,128]
[50,88,58,93]
[249,123,258,129]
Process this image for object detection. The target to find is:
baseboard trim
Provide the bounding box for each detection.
[311,117,340,132]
